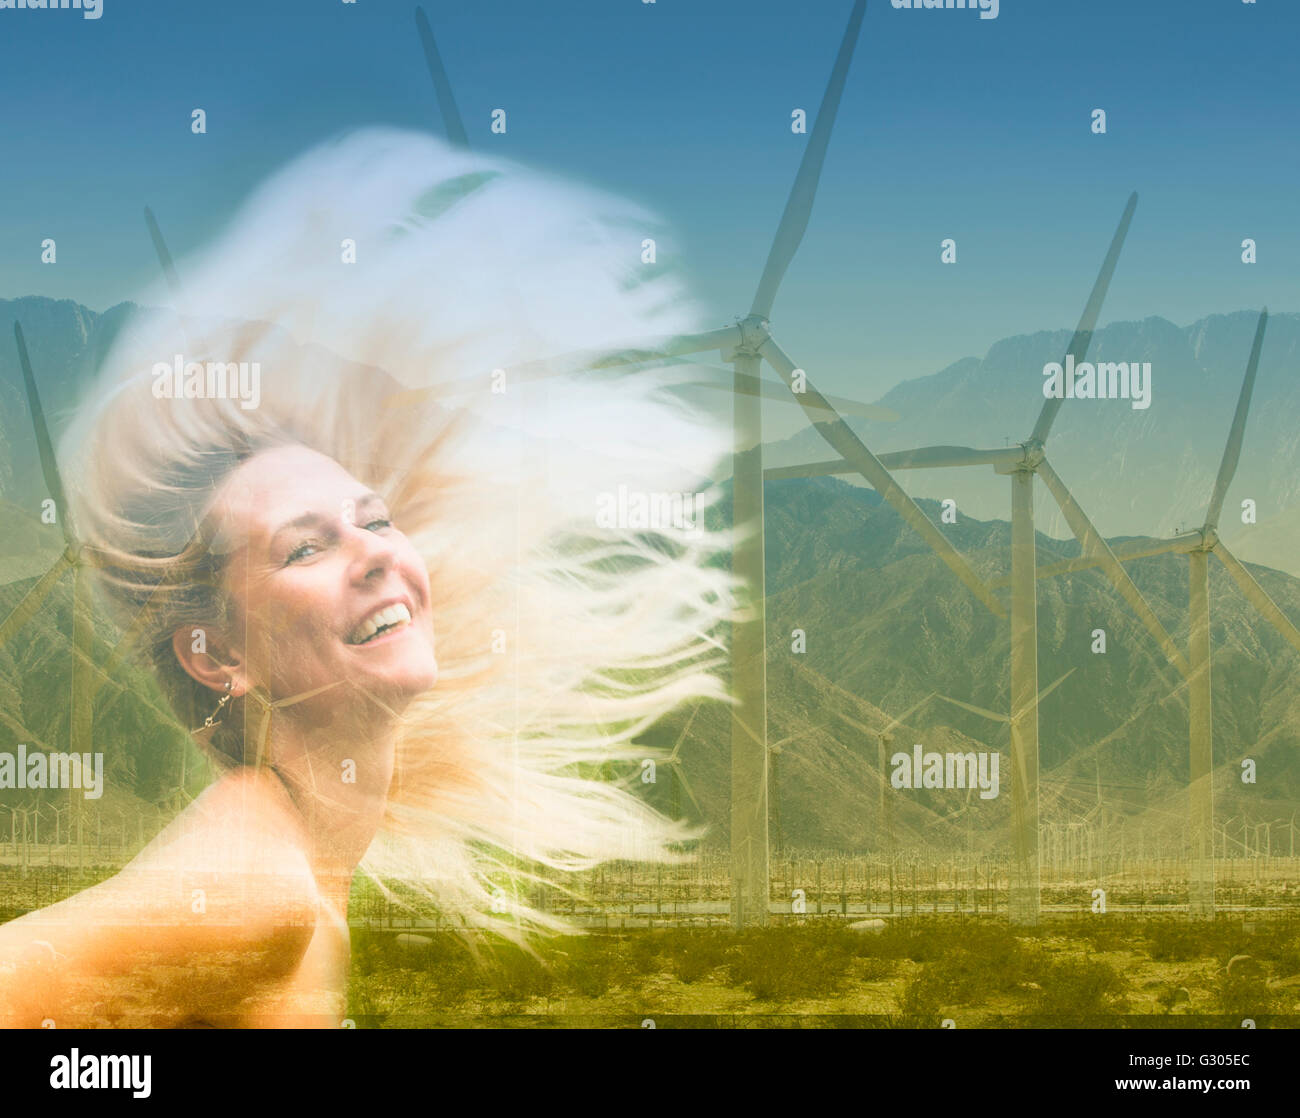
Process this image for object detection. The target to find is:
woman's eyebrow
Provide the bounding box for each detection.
[268,493,386,546]
[273,511,329,536]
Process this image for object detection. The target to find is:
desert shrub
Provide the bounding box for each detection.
[557,935,618,998]
[346,986,389,1027]
[1061,916,1132,954]
[1144,920,1210,962]
[622,929,667,976]
[1032,956,1127,1019]
[349,930,481,1005]
[897,947,1003,1017]
[729,926,855,1000]
[484,943,555,1002]
[1216,972,1275,1018]
[664,931,734,984]
[857,957,897,981]
[860,918,1025,968]
[1239,920,1300,974]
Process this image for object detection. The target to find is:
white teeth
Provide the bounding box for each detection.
[347,602,412,645]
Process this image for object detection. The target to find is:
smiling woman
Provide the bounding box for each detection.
[0,129,739,1028]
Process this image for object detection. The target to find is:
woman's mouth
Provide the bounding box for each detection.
[346,602,413,645]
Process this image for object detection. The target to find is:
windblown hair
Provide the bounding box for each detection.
[59,129,741,941]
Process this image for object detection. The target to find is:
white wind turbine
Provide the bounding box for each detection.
[406,1,912,927]
[935,669,1075,876]
[400,4,1242,928]
[767,190,1163,924]
[412,3,1177,926]
[1002,309,1291,916]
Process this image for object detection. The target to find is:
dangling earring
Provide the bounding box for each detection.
[198,679,235,731]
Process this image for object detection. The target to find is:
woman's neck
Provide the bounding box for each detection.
[252,696,400,915]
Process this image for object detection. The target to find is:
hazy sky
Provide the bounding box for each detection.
[2,0,1297,437]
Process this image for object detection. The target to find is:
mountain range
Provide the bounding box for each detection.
[763,310,1300,579]
[2,297,1298,855]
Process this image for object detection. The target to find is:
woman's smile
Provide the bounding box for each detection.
[345,600,415,647]
[206,444,440,708]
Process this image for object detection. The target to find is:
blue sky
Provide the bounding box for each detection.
[2,0,1297,431]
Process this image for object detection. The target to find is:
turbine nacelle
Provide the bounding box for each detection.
[993,439,1046,475]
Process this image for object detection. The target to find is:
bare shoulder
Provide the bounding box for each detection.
[133,767,315,878]
[122,766,322,931]
[0,768,321,1026]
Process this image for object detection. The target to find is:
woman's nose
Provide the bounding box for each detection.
[345,523,398,581]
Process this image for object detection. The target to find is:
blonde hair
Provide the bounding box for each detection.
[60,129,741,942]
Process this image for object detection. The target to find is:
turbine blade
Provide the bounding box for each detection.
[143,206,183,296]
[760,335,1006,618]
[997,533,1197,586]
[13,323,75,549]
[1029,191,1139,446]
[764,459,856,481]
[70,562,96,757]
[1213,543,1300,654]
[0,707,55,754]
[1037,458,1190,679]
[880,445,1019,470]
[667,702,702,763]
[675,765,704,820]
[892,691,937,730]
[687,371,899,421]
[63,627,179,731]
[0,549,73,649]
[92,520,208,695]
[1035,667,1076,704]
[935,693,1007,723]
[1205,308,1268,532]
[833,707,876,738]
[765,446,1020,480]
[95,607,153,695]
[415,7,470,149]
[749,0,866,320]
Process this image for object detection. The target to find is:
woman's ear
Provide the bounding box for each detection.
[172,624,246,696]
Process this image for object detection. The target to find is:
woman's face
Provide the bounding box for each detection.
[204,444,438,711]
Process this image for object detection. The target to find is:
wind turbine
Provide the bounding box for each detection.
[934,668,1076,736]
[995,309,1285,915]
[767,192,1155,924]
[647,702,705,825]
[404,1,906,927]
[934,669,1076,872]
[0,324,103,855]
[400,5,1211,928]
[865,693,938,865]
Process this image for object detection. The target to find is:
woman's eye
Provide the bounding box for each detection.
[364,518,393,532]
[285,540,322,565]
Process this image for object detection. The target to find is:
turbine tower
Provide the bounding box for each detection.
[767,193,1152,923]
[413,4,1143,925]
[407,2,897,927]
[1011,309,1292,916]
[0,325,98,851]
[406,4,1214,928]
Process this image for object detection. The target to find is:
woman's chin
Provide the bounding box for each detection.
[359,657,438,702]
[340,628,438,693]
